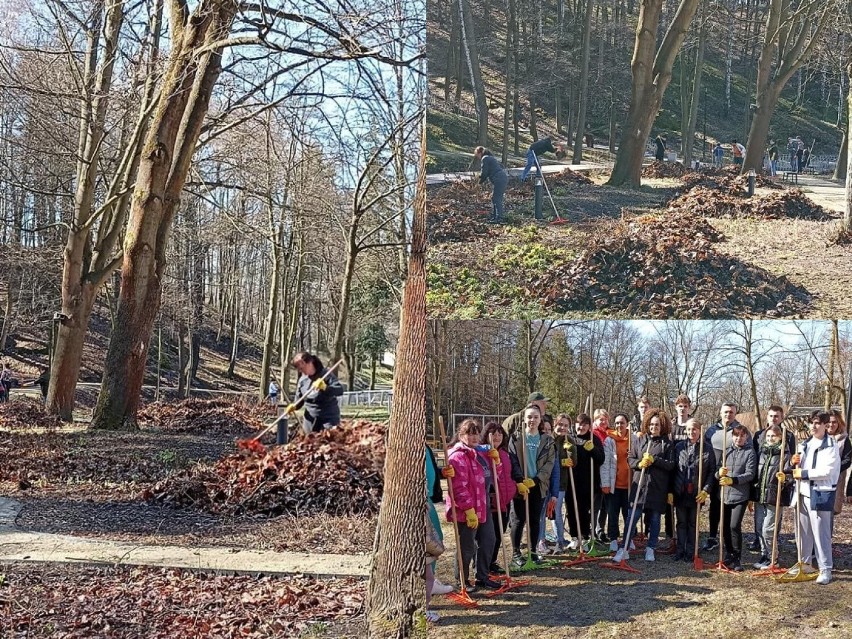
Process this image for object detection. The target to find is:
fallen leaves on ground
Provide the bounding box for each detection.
[534,212,808,318]
[137,398,268,434]
[0,398,62,429]
[679,165,783,195]
[0,564,364,639]
[514,167,593,188]
[668,186,829,220]
[150,421,386,517]
[427,181,501,242]
[642,160,688,178]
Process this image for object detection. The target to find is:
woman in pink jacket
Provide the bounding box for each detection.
[445,419,500,590]
[481,421,519,573]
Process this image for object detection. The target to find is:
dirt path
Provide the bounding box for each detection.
[430,506,852,638]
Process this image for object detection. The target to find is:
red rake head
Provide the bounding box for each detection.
[446,589,478,609]
[483,578,529,597]
[236,438,267,454]
[600,559,641,574]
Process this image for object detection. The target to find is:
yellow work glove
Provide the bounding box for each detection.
[667,493,674,506]
[638,454,654,469]
[696,490,709,504]
[719,466,729,477]
[776,471,787,483]
[563,441,573,452]
[522,478,535,489]
[486,448,500,462]
[464,508,479,529]
[793,468,804,480]
[583,440,594,452]
[516,482,529,497]
[441,466,455,479]
[719,476,734,487]
[284,403,297,415]
[790,454,801,466]
[311,378,328,392]
[561,457,574,468]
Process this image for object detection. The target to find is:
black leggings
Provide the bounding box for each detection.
[510,481,544,554]
[709,482,721,538]
[723,501,749,561]
[490,509,510,566]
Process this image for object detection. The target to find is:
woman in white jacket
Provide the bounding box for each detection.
[790,410,841,585]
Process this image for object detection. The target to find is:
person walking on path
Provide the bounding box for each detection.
[789,410,840,585]
[713,142,724,168]
[795,137,805,174]
[520,137,565,182]
[768,140,779,177]
[731,139,746,166]
[654,134,667,161]
[473,146,509,224]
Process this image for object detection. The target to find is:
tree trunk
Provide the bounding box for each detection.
[458,0,488,145]
[445,10,459,103]
[572,0,594,163]
[260,225,281,402]
[833,129,847,181]
[332,223,359,362]
[683,17,706,166]
[607,0,701,187]
[91,1,238,429]
[370,354,377,390]
[366,120,426,639]
[501,0,515,166]
[846,71,852,232]
[0,268,19,354]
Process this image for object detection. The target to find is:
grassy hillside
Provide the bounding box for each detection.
[426,5,844,171]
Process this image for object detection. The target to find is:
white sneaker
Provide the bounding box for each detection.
[568,537,579,550]
[430,579,453,595]
[816,570,832,585]
[629,540,636,550]
[425,610,440,623]
[609,539,618,552]
[645,547,655,562]
[536,540,549,555]
[613,548,627,562]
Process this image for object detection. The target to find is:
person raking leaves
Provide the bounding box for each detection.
[287,351,345,433]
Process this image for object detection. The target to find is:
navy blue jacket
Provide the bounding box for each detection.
[295,368,344,431]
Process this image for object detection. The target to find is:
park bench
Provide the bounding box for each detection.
[781,171,798,184]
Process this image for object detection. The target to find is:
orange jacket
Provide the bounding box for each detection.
[608,428,632,490]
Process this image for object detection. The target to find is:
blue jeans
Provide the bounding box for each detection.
[491,174,507,219]
[623,508,661,549]
[520,148,539,181]
[538,490,567,545]
[770,159,778,176]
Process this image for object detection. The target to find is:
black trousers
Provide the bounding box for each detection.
[676,502,698,557]
[510,481,544,554]
[723,501,749,561]
[564,477,591,538]
[490,509,510,566]
[708,482,721,539]
[606,488,630,541]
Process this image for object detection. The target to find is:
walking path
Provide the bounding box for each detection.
[426,161,607,186]
[0,497,370,577]
[793,174,847,214]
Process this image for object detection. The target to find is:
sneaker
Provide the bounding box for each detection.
[545,531,558,543]
[701,537,718,552]
[425,610,440,623]
[598,533,610,544]
[430,579,454,595]
[613,548,628,563]
[748,539,761,552]
[629,540,636,551]
[488,562,503,574]
[645,547,656,562]
[753,556,770,570]
[536,540,549,555]
[532,553,544,565]
[555,544,567,554]
[609,539,619,552]
[673,552,683,561]
[816,570,832,585]
[683,553,693,563]
[568,537,579,551]
[511,554,524,568]
[731,560,744,572]
[475,578,503,590]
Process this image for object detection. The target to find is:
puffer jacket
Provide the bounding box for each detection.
[754,442,792,506]
[607,428,633,490]
[718,443,757,505]
[593,426,616,492]
[790,435,841,505]
[445,442,488,523]
[672,439,715,507]
[628,434,674,513]
[480,448,517,513]
[507,430,555,499]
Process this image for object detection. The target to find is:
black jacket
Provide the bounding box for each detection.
[672,439,715,507]
[754,442,792,507]
[479,154,508,185]
[563,431,604,498]
[629,434,675,513]
[717,443,757,504]
[529,137,556,155]
[753,427,796,460]
[836,434,852,474]
[426,445,443,504]
[295,369,344,431]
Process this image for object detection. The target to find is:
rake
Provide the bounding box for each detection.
[601,439,653,574]
[561,462,607,568]
[484,436,530,595]
[436,417,479,608]
[754,422,788,577]
[776,438,818,583]
[709,424,734,574]
[236,359,344,453]
[531,154,569,225]
[584,451,613,558]
[693,424,706,571]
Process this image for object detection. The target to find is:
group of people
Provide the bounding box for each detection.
[0,360,50,403]
[425,393,852,620]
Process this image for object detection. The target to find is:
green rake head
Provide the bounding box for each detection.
[582,539,613,557]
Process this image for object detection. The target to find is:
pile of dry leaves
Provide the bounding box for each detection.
[680,165,785,195]
[517,167,593,188]
[0,398,62,429]
[642,160,687,178]
[149,421,386,517]
[427,181,500,242]
[0,565,364,638]
[667,186,830,220]
[534,212,808,317]
[137,398,267,434]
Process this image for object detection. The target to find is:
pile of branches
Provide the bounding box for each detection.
[667,186,830,220]
[427,181,500,242]
[534,212,807,318]
[137,398,266,434]
[642,161,687,178]
[680,165,784,194]
[149,421,386,517]
[0,398,63,429]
